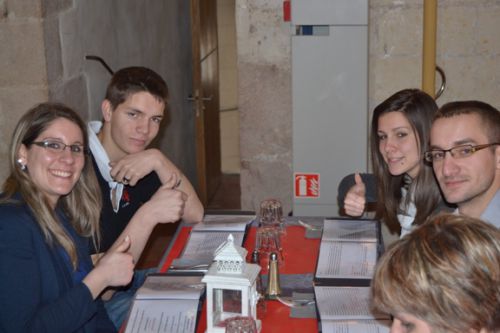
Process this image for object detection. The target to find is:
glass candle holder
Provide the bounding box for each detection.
[225,316,258,333]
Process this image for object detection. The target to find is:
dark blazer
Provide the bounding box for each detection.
[0,199,116,333]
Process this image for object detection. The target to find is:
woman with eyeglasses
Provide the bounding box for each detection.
[0,103,134,332]
[372,214,500,333]
[343,89,452,236]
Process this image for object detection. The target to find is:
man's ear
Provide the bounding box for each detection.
[101,100,113,122]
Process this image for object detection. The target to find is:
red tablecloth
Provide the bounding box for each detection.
[158,225,320,333]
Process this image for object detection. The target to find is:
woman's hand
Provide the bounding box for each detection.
[83,236,134,299]
[343,173,367,217]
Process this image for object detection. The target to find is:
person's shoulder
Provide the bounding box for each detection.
[0,198,28,213]
[0,199,36,229]
[0,199,47,256]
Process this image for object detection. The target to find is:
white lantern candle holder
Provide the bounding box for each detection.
[202,234,262,332]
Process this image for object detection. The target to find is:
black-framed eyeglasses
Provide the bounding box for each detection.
[31,140,88,155]
[424,143,499,162]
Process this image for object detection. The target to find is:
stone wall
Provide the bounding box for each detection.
[0,0,48,182]
[56,1,197,184]
[237,0,500,213]
[1,1,499,211]
[0,0,197,186]
[369,0,500,109]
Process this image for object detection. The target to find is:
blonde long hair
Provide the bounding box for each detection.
[2,103,102,269]
[372,214,500,332]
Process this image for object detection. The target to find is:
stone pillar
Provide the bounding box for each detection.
[236,0,293,214]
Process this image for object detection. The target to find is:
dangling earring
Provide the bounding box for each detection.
[17,158,26,171]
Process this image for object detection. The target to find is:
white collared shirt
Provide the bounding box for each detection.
[88,121,124,212]
[398,186,417,238]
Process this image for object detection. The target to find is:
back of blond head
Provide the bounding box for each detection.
[372,214,500,333]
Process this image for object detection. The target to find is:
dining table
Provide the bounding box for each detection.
[121,213,385,333]
[157,214,323,333]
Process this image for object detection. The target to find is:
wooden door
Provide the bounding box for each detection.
[190,0,221,205]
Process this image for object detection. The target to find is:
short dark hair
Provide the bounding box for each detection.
[435,100,500,143]
[105,66,169,110]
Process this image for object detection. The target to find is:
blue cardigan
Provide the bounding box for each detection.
[0,199,116,333]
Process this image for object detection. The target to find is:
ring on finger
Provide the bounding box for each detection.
[172,178,182,189]
[122,177,130,185]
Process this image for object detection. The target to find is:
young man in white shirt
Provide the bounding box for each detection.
[89,66,204,328]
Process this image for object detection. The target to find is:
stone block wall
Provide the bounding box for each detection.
[0,0,197,187]
[370,0,500,109]
[1,0,499,213]
[237,0,500,214]
[0,0,48,182]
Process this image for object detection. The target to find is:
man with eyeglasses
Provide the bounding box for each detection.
[426,100,500,227]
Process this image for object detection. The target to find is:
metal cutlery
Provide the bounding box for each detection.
[168,263,210,272]
[298,219,323,231]
[276,296,316,308]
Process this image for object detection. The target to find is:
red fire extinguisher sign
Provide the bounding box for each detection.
[294,173,320,198]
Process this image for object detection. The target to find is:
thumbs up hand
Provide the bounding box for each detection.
[83,236,135,299]
[97,235,135,287]
[343,173,367,217]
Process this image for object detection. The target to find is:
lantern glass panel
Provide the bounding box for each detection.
[212,288,243,326]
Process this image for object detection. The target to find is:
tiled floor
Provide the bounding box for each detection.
[136,174,241,269]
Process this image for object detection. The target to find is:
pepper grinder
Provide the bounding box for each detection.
[265,252,281,299]
[251,249,267,314]
[251,250,264,294]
